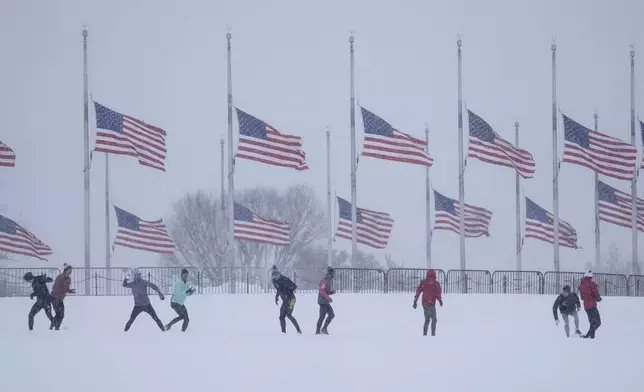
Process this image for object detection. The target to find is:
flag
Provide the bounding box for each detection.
[0,141,16,167]
[114,206,174,254]
[234,203,290,246]
[0,214,52,260]
[524,198,578,248]
[235,108,308,171]
[598,181,644,232]
[562,114,637,181]
[433,190,492,238]
[467,110,535,178]
[360,107,433,166]
[335,197,394,249]
[94,102,168,171]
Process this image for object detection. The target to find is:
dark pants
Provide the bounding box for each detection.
[166,302,189,332]
[423,305,437,336]
[124,304,165,332]
[51,298,65,330]
[584,307,601,339]
[316,303,335,333]
[28,297,54,330]
[279,297,301,333]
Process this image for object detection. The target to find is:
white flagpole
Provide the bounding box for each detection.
[349,33,358,265]
[82,27,91,296]
[630,46,639,274]
[326,128,333,267]
[226,31,236,268]
[594,111,600,272]
[515,121,522,271]
[552,41,561,282]
[457,37,466,290]
[425,126,432,269]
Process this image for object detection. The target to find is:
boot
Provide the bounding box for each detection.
[165,324,171,331]
[321,328,329,335]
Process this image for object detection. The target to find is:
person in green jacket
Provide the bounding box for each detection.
[165,269,196,332]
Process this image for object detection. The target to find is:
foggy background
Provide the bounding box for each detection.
[1,0,642,271]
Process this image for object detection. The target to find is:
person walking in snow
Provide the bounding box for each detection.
[23,272,54,330]
[165,269,195,332]
[123,269,166,332]
[50,264,75,330]
[413,269,443,336]
[270,266,302,334]
[579,271,602,339]
[552,285,581,337]
[316,266,336,335]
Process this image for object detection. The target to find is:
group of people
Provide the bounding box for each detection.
[23,264,604,339]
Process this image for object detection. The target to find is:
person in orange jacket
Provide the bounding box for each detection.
[413,269,443,336]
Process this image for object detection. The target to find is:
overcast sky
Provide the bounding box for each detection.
[1,0,643,271]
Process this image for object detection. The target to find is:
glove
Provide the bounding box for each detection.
[555,319,559,326]
[597,297,602,302]
[30,293,35,300]
[186,288,196,295]
[125,274,131,280]
[275,297,279,306]
[329,290,336,295]
[159,294,165,301]
[328,298,333,303]
[412,301,417,309]
[69,289,76,294]
[439,299,443,307]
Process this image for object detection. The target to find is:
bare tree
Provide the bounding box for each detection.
[161,184,326,271]
[585,242,643,275]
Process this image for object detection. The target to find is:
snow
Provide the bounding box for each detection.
[1,294,640,392]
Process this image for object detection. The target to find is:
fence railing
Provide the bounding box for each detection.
[1,267,643,298]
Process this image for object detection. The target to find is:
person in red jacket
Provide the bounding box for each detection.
[578,270,602,339]
[413,269,443,336]
[50,264,75,330]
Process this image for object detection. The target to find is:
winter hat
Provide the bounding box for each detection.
[562,285,571,293]
[23,272,34,281]
[134,269,142,276]
[270,265,280,278]
[584,270,593,278]
[63,263,72,272]
[181,268,189,275]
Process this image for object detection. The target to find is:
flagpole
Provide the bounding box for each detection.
[326,128,333,267]
[594,111,600,273]
[226,31,236,267]
[515,121,522,271]
[552,41,561,280]
[457,36,466,284]
[425,126,432,269]
[349,33,358,265]
[104,153,111,295]
[82,27,91,296]
[630,46,638,274]
[220,137,225,211]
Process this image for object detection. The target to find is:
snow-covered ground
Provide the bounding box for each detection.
[1,294,640,392]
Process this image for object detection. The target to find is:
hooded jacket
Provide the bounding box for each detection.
[171,278,193,305]
[51,274,73,299]
[579,277,601,309]
[123,278,162,306]
[30,274,53,301]
[414,269,443,307]
[318,273,334,305]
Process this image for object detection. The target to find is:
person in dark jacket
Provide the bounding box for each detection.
[579,271,602,339]
[552,285,581,337]
[50,264,75,330]
[413,269,443,336]
[123,269,166,332]
[270,266,302,334]
[316,266,336,335]
[24,272,54,330]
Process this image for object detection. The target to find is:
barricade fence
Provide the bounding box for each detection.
[1,267,642,298]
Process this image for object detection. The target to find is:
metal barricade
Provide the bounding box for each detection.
[628,275,644,297]
[446,270,492,293]
[334,268,386,293]
[68,267,133,296]
[593,273,628,297]
[492,271,543,294]
[137,267,200,295]
[201,267,266,294]
[543,272,584,294]
[0,267,61,297]
[386,268,447,293]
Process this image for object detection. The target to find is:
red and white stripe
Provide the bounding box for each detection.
[237,125,308,171]
[235,214,290,247]
[0,217,52,260]
[599,187,644,233]
[115,219,175,254]
[0,141,16,167]
[434,204,492,238]
[468,136,535,179]
[362,130,433,167]
[336,208,394,249]
[525,216,578,248]
[95,115,168,171]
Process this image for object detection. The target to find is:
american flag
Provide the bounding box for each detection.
[94,102,168,171]
[360,107,433,166]
[0,140,16,167]
[234,203,290,246]
[467,110,535,179]
[433,190,492,238]
[524,197,578,248]
[335,196,394,249]
[562,114,637,181]
[598,181,644,232]
[0,214,52,260]
[114,206,174,254]
[235,108,308,171]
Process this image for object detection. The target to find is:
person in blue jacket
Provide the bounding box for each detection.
[165,269,195,332]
